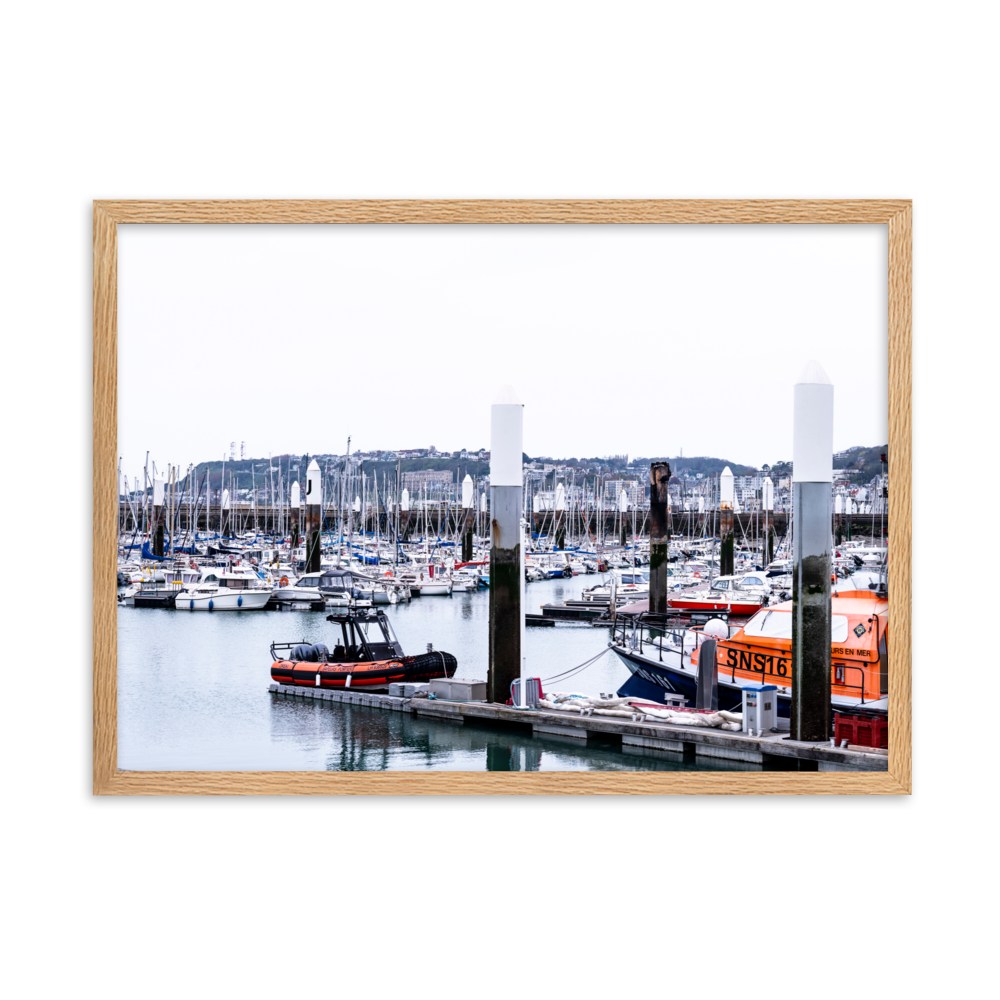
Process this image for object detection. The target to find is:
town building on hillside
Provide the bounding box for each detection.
[402,469,454,491]
[603,479,642,506]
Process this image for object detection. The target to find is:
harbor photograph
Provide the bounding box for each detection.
[114,221,890,776]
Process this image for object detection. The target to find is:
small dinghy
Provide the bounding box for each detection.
[270,608,457,689]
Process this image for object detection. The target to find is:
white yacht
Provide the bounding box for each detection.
[176,566,272,611]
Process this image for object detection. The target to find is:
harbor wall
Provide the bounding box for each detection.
[117,503,889,541]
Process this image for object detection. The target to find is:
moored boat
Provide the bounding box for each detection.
[270,608,458,688]
[612,589,888,719]
[665,573,772,616]
[176,566,272,610]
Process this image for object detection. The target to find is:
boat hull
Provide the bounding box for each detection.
[667,597,764,615]
[611,645,887,718]
[271,650,458,688]
[179,590,271,611]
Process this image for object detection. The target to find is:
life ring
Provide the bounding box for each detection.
[384,571,392,578]
[279,576,289,587]
[694,571,701,579]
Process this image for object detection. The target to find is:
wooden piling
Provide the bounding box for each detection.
[719,467,734,576]
[305,460,322,574]
[649,461,671,614]
[720,508,734,576]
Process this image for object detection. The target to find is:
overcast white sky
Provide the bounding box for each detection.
[118,224,886,478]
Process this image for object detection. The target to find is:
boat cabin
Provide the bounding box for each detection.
[318,569,354,596]
[270,608,404,665]
[197,567,260,590]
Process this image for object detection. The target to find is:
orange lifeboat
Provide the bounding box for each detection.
[692,591,888,708]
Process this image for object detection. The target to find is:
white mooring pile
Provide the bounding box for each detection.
[540,693,743,731]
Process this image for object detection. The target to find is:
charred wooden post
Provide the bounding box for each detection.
[649,461,672,614]
[305,460,322,574]
[488,386,523,705]
[719,466,735,576]
[790,361,834,742]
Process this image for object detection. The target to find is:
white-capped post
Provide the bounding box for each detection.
[488,385,524,705]
[719,465,735,576]
[791,360,834,742]
[152,476,165,557]
[554,482,566,549]
[221,486,231,539]
[763,475,774,564]
[305,460,323,573]
[461,474,475,561]
[290,480,301,548]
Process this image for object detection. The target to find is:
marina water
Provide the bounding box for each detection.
[120,576,757,772]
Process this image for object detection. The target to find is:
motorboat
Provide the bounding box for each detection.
[317,568,364,606]
[176,566,272,611]
[396,566,452,596]
[610,589,888,719]
[449,570,479,592]
[270,607,458,689]
[582,570,650,602]
[128,563,203,608]
[269,571,326,610]
[666,574,770,615]
[351,570,407,605]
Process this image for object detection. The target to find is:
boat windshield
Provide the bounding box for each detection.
[380,615,399,645]
[743,610,851,642]
[711,580,730,591]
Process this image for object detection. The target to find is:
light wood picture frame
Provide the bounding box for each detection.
[94,199,911,795]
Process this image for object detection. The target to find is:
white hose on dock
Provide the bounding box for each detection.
[540,693,743,731]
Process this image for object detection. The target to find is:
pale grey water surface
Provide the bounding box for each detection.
[118,576,741,772]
